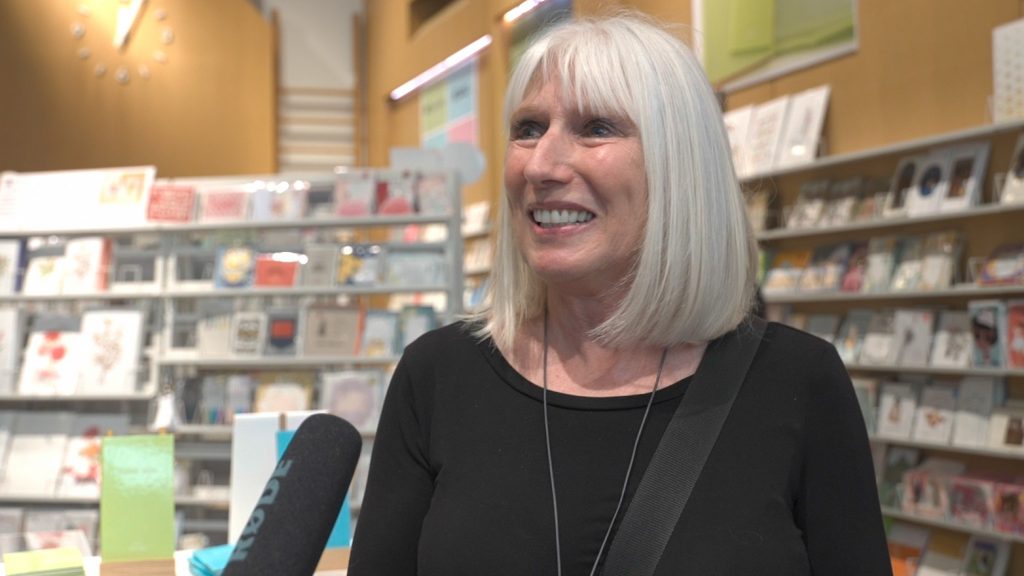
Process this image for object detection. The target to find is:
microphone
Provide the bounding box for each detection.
[223,413,363,576]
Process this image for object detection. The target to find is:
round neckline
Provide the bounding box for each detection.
[476,337,691,410]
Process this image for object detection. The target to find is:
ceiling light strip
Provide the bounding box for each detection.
[388,35,493,102]
[502,0,547,23]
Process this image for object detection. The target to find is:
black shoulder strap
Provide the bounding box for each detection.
[601,316,767,575]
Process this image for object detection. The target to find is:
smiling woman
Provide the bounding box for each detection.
[349,11,892,576]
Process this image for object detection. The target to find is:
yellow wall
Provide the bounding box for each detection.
[0,0,276,178]
[366,0,1023,209]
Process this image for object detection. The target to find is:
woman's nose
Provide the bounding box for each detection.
[523,129,573,186]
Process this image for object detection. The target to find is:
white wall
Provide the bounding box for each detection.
[263,0,362,89]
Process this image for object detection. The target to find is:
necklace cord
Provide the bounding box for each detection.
[542,308,669,576]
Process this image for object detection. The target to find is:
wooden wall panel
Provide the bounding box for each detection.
[0,0,275,177]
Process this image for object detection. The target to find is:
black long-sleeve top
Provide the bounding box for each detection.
[348,321,892,575]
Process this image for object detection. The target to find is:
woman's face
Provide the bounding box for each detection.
[503,76,648,295]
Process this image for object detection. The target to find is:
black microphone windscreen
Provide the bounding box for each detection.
[223,413,363,576]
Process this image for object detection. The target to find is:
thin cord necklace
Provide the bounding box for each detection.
[542,309,669,576]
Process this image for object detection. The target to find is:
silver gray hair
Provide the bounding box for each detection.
[470,11,756,350]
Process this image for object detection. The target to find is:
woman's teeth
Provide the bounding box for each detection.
[532,209,594,227]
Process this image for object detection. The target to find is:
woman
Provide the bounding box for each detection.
[349,13,890,576]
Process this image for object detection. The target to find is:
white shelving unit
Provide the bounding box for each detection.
[0,170,466,546]
[750,119,1024,564]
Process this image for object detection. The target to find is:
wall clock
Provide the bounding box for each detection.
[70,0,176,86]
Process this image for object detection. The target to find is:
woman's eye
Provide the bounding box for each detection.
[511,121,544,140]
[583,120,617,138]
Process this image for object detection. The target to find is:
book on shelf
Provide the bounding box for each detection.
[200,375,229,425]
[774,84,830,169]
[915,532,966,576]
[56,413,131,499]
[761,249,812,294]
[887,521,930,576]
[919,232,962,291]
[879,447,921,508]
[0,411,16,480]
[1007,299,1024,368]
[941,142,989,213]
[744,95,790,176]
[230,311,267,357]
[21,256,64,296]
[299,244,338,287]
[415,171,452,216]
[863,237,898,293]
[884,155,925,219]
[76,309,145,396]
[197,188,250,222]
[146,183,196,223]
[385,251,447,286]
[303,304,362,357]
[819,178,862,227]
[948,475,998,529]
[993,482,1024,533]
[225,375,256,425]
[361,310,400,357]
[0,240,25,295]
[0,506,23,537]
[876,382,919,439]
[785,180,829,229]
[214,246,256,289]
[17,329,82,396]
[834,309,872,363]
[338,245,384,286]
[251,184,307,221]
[930,311,972,368]
[987,403,1024,452]
[976,243,1024,286]
[893,308,935,366]
[839,241,868,292]
[21,508,93,554]
[399,305,438,349]
[722,105,754,177]
[960,535,1010,576]
[910,381,957,444]
[901,457,966,519]
[952,377,1001,448]
[195,300,235,358]
[334,170,377,216]
[60,237,111,295]
[968,300,1007,368]
[0,308,25,395]
[319,371,382,431]
[905,150,951,218]
[858,310,897,366]
[376,170,417,215]
[1000,133,1024,205]
[0,411,73,497]
[252,254,300,287]
[462,200,491,237]
[744,190,770,233]
[253,374,315,413]
[851,378,878,433]
[797,244,849,292]
[993,19,1024,123]
[890,236,924,292]
[265,308,300,356]
[804,314,839,343]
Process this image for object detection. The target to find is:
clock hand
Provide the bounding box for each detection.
[113,0,148,51]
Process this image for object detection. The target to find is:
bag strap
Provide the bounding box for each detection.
[600,316,767,575]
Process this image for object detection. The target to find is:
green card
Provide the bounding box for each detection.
[3,547,84,575]
[100,434,175,561]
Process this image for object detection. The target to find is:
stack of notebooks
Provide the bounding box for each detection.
[2,547,85,576]
[188,543,233,576]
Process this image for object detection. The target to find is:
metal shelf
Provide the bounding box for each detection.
[763,284,1024,304]
[163,284,449,299]
[0,214,455,239]
[869,435,1024,462]
[741,118,1024,183]
[757,202,1024,242]
[157,355,401,369]
[0,390,157,402]
[845,363,1024,378]
[881,506,1024,544]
